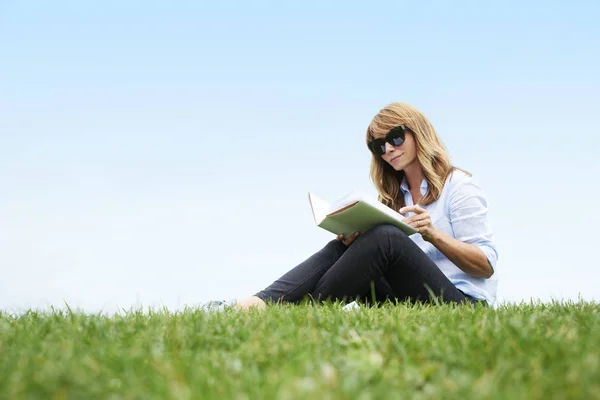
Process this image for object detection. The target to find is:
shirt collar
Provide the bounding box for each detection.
[400,176,429,196]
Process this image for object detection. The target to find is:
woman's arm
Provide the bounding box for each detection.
[401,174,498,279]
[443,175,498,278]
[427,230,493,279]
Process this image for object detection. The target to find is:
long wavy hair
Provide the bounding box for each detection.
[366,102,467,210]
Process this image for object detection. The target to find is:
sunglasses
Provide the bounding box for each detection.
[368,125,408,156]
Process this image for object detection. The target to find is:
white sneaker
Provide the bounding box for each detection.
[342,301,360,311]
[200,299,237,312]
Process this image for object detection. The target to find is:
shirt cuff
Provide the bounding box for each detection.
[478,244,498,272]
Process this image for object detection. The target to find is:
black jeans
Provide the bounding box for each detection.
[255,224,482,306]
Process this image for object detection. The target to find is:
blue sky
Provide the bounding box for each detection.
[1,1,599,312]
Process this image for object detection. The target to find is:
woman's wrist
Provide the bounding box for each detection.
[424,228,493,278]
[422,227,443,244]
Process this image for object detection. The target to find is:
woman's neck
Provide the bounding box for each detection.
[403,164,424,191]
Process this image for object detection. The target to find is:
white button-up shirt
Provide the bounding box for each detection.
[401,169,499,305]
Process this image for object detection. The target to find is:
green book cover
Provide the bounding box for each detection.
[308,190,418,239]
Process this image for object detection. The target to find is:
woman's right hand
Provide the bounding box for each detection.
[337,232,361,246]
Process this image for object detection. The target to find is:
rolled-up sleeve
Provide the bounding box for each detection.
[448,175,498,272]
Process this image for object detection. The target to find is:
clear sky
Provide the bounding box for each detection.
[1,1,599,313]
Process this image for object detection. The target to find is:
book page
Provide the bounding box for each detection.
[318,199,418,238]
[356,194,407,222]
[328,189,366,212]
[329,190,406,222]
[308,192,331,225]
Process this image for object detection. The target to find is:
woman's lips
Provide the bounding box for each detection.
[391,154,403,162]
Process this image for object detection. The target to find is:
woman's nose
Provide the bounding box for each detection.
[384,142,395,153]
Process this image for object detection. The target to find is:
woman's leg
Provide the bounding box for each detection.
[310,224,475,305]
[253,239,347,304]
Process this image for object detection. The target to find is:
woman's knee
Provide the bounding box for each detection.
[324,238,347,255]
[363,224,409,242]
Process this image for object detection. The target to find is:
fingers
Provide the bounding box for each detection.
[399,205,424,215]
[415,218,431,228]
[346,231,361,245]
[405,215,431,229]
[337,232,361,246]
[403,213,429,226]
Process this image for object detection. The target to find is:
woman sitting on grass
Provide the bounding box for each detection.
[235,102,498,310]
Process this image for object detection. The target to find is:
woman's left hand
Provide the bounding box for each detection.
[399,205,438,242]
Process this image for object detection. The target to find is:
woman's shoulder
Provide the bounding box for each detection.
[445,168,486,196]
[446,167,473,186]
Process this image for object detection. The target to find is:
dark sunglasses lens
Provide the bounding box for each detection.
[369,139,387,155]
[369,127,406,155]
[388,129,405,146]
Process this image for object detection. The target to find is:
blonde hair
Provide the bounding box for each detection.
[366,102,468,210]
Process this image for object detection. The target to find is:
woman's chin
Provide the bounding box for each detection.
[389,163,404,171]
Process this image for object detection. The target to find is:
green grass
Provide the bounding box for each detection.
[1,300,599,399]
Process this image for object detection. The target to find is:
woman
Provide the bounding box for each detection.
[235,102,498,310]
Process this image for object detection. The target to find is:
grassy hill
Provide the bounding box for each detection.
[1,301,598,399]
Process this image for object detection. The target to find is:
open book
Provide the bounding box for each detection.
[308,189,418,238]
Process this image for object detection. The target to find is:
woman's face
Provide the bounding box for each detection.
[381,130,418,171]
